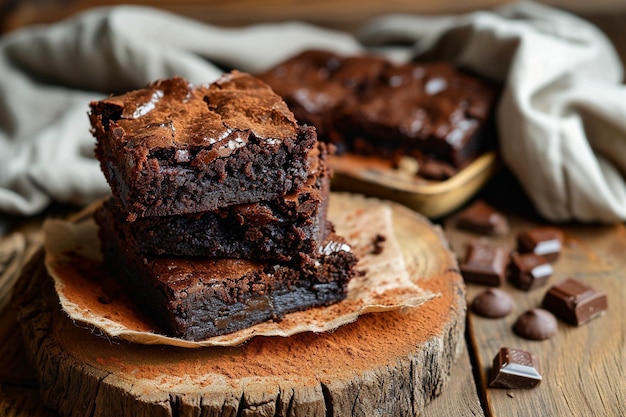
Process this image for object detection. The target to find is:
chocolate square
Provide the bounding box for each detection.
[459,240,508,286]
[489,347,542,389]
[455,200,509,236]
[509,252,553,291]
[541,278,608,325]
[517,227,563,262]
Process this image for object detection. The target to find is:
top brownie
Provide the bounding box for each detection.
[90,71,316,220]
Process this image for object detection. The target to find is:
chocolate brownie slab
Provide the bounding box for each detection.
[95,144,332,261]
[333,62,498,168]
[97,206,358,340]
[259,51,498,169]
[257,49,389,141]
[90,71,316,220]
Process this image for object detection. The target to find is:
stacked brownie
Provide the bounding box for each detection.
[258,50,499,179]
[89,71,358,341]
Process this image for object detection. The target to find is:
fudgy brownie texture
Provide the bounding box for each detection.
[95,143,332,261]
[257,50,389,141]
[97,206,358,341]
[258,51,498,171]
[90,71,316,221]
[333,62,497,168]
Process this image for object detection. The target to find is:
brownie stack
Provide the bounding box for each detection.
[89,71,357,341]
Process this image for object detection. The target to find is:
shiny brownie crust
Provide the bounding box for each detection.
[90,71,316,220]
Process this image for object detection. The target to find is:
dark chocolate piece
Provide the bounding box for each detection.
[90,71,315,220]
[489,347,542,389]
[471,288,514,318]
[456,200,509,236]
[517,227,563,262]
[513,308,558,340]
[97,210,358,340]
[459,240,508,286]
[509,252,553,291]
[541,278,608,325]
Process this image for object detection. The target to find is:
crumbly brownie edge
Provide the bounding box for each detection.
[99,174,330,261]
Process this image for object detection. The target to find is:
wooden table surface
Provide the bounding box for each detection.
[0,3,625,416]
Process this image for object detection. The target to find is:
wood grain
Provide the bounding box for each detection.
[15,194,467,417]
[0,329,484,417]
[444,211,626,417]
[422,343,484,417]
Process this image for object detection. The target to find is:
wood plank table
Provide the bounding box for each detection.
[445,171,626,417]
[0,4,625,416]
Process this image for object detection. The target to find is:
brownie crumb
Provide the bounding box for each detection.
[371,234,387,255]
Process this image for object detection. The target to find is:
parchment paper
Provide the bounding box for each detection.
[43,195,436,347]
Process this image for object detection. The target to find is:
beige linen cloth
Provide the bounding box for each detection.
[1,1,625,223]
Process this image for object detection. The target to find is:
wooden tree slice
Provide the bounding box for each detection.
[16,193,465,417]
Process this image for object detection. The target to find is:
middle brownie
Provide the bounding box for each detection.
[95,143,332,261]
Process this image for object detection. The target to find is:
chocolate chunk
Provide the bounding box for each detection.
[418,158,458,181]
[541,278,608,325]
[509,252,553,291]
[456,200,509,236]
[513,308,558,340]
[471,288,514,318]
[517,227,563,262]
[460,240,508,286]
[489,347,542,389]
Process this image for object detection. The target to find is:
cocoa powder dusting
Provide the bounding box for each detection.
[53,195,463,386]
[66,269,461,384]
[55,255,157,332]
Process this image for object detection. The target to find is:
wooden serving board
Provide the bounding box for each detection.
[15,193,466,417]
[329,152,498,219]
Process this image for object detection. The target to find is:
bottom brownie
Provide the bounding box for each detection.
[97,208,358,341]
